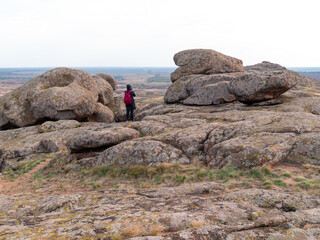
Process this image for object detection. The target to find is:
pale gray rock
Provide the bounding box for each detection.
[183,81,236,105]
[107,95,126,122]
[130,121,169,136]
[38,120,81,133]
[225,189,320,210]
[171,49,244,82]
[0,67,99,128]
[66,127,140,153]
[205,132,296,168]
[97,140,190,167]
[287,133,320,165]
[311,105,320,115]
[164,73,241,104]
[87,103,115,123]
[245,61,287,72]
[93,75,114,105]
[96,73,117,90]
[152,123,220,158]
[228,71,299,104]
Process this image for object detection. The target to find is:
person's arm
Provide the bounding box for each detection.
[131,91,136,97]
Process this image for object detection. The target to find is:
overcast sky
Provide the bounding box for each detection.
[0,0,319,68]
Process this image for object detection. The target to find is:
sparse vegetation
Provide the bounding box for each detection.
[3,158,46,181]
[120,224,146,238]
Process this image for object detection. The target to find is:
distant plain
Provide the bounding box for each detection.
[0,66,319,97]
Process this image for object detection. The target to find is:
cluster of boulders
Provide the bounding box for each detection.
[0,68,125,129]
[165,49,299,105]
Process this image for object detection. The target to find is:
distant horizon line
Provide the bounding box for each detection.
[0,66,320,69]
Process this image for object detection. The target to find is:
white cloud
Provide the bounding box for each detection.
[0,0,319,67]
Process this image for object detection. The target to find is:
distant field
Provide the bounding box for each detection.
[299,72,320,81]
[289,67,320,81]
[0,67,174,97]
[1,66,319,97]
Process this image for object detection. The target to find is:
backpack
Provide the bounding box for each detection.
[124,90,132,104]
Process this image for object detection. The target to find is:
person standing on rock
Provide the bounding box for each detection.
[124,84,136,123]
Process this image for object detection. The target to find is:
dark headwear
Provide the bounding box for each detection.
[127,84,132,91]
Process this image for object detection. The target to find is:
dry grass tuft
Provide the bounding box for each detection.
[110,233,123,240]
[192,219,206,228]
[148,224,165,236]
[121,224,146,238]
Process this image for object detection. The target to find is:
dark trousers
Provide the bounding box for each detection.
[126,104,134,121]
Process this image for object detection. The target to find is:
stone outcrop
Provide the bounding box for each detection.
[66,127,140,153]
[166,50,299,105]
[96,73,117,90]
[93,76,114,105]
[1,57,320,239]
[245,61,287,72]
[97,140,190,167]
[228,70,299,104]
[38,120,81,133]
[0,68,121,129]
[1,186,320,239]
[183,81,236,105]
[107,95,126,122]
[164,73,241,104]
[170,49,244,82]
[87,103,115,123]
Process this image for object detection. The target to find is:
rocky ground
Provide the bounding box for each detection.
[0,75,320,239]
[1,49,320,239]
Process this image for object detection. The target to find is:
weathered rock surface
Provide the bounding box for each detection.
[166,51,300,106]
[170,49,244,82]
[97,140,190,167]
[206,132,295,168]
[1,64,320,239]
[87,103,115,123]
[93,75,114,105]
[1,186,320,239]
[245,61,287,72]
[228,70,299,104]
[164,73,241,104]
[96,73,117,90]
[66,127,140,153]
[0,68,123,129]
[152,123,220,159]
[183,81,236,105]
[107,95,126,122]
[38,120,81,133]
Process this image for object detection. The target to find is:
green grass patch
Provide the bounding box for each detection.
[3,158,45,180]
[282,172,292,178]
[273,178,287,187]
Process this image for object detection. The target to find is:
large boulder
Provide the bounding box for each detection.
[183,81,236,105]
[38,120,81,133]
[170,49,244,82]
[66,127,140,153]
[164,73,241,104]
[205,132,296,168]
[245,61,287,72]
[87,103,115,123]
[93,76,114,105]
[96,140,190,167]
[96,73,117,90]
[106,95,126,122]
[228,71,299,104]
[0,68,99,129]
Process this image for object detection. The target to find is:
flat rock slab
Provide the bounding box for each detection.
[97,140,190,167]
[66,127,140,153]
[228,71,299,104]
[164,73,241,104]
[171,49,244,82]
[1,187,320,239]
[183,81,236,105]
